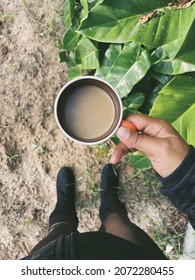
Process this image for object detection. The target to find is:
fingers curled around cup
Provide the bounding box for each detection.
[117,126,141,152]
[128,147,137,153]
[117,127,131,140]
[120,120,138,132]
[117,128,137,151]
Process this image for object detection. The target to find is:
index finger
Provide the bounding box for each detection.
[110,142,129,164]
[125,114,169,136]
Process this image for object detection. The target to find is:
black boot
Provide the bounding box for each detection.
[49,167,78,228]
[99,164,127,219]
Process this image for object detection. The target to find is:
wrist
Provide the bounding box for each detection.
[156,145,194,183]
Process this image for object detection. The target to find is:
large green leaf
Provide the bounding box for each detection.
[87,0,104,6]
[129,75,195,169]
[63,28,81,51]
[128,152,152,170]
[64,0,75,29]
[80,0,89,22]
[132,4,195,48]
[152,20,195,75]
[78,0,195,48]
[140,71,172,114]
[67,64,82,81]
[66,53,82,80]
[122,92,145,110]
[149,76,195,145]
[149,70,172,85]
[75,37,99,70]
[95,42,151,98]
[95,44,122,78]
[172,104,195,146]
[59,51,67,62]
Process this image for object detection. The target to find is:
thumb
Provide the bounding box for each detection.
[117,127,161,157]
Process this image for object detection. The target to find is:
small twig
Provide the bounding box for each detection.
[112,164,118,177]
[124,170,142,183]
[0,124,8,128]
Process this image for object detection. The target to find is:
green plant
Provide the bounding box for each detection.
[6,153,19,167]
[57,0,195,169]
[22,0,31,11]
[29,65,38,77]
[95,143,109,158]
[24,218,33,226]
[0,11,17,22]
[46,105,54,116]
[32,141,46,155]
[151,224,185,259]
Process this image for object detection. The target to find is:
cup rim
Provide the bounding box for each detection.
[54,76,123,145]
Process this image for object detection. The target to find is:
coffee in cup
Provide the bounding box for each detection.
[54,76,123,145]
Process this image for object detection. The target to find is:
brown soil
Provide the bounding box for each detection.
[0,0,187,260]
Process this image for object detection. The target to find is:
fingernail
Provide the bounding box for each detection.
[110,155,117,164]
[117,127,130,140]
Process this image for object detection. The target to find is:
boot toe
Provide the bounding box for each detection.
[56,167,75,190]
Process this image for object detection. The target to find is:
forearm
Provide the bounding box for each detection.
[157,146,195,230]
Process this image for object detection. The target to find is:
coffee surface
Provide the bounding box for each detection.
[64,85,115,140]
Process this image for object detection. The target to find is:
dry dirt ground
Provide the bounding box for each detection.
[0,0,187,260]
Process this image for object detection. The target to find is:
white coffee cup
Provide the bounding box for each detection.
[54,76,123,145]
